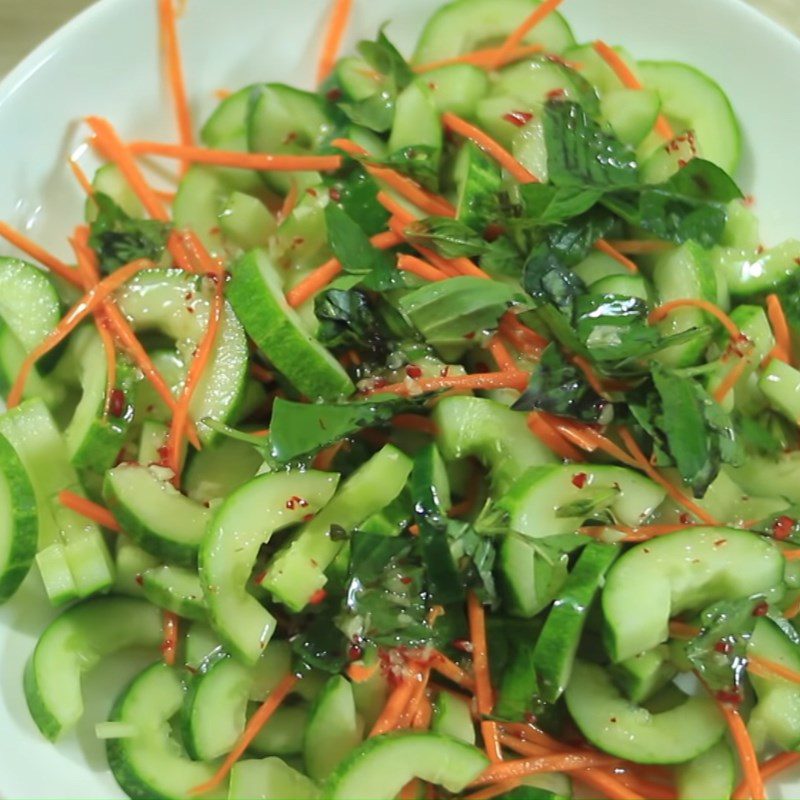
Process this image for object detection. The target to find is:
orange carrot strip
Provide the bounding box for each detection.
[414,44,544,73]
[393,414,438,436]
[346,660,380,683]
[442,113,538,184]
[250,363,275,383]
[736,751,800,799]
[715,699,765,800]
[399,780,422,800]
[782,550,800,561]
[592,41,675,141]
[398,254,448,282]
[58,490,121,532]
[605,239,673,255]
[468,591,501,763]
[649,298,741,341]
[431,650,476,692]
[472,753,622,786]
[68,158,95,197]
[748,655,800,685]
[614,771,676,800]
[618,427,720,526]
[528,413,585,461]
[493,0,566,65]
[548,419,640,469]
[463,780,523,800]
[668,621,700,640]
[367,370,530,397]
[712,355,750,404]
[370,675,418,737]
[488,336,517,372]
[500,312,549,355]
[582,523,701,542]
[279,181,300,222]
[578,770,648,800]
[7,259,155,407]
[571,355,611,397]
[316,0,354,84]
[766,293,792,364]
[399,668,432,729]
[594,239,639,273]
[0,221,82,288]
[784,594,800,620]
[387,217,460,278]
[190,673,299,795]
[162,611,179,667]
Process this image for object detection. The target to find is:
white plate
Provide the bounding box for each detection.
[0,0,799,797]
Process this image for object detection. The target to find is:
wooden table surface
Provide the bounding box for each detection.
[0,0,797,78]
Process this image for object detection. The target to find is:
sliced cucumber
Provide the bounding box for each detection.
[565,661,725,764]
[219,191,276,251]
[184,621,226,673]
[229,249,354,400]
[413,0,575,64]
[603,528,785,662]
[760,359,800,425]
[388,82,442,159]
[141,565,206,621]
[590,273,651,302]
[610,646,677,705]
[432,691,475,744]
[601,88,661,148]
[261,445,412,611]
[728,452,800,505]
[107,662,223,800]
[455,141,502,231]
[0,323,64,407]
[676,741,735,800]
[138,420,169,467]
[512,117,549,183]
[563,44,639,94]
[183,435,264,505]
[89,163,145,219]
[716,239,800,298]
[500,464,665,539]
[115,269,249,440]
[229,758,319,800]
[572,251,630,286]
[173,166,228,256]
[324,731,489,798]
[114,538,159,597]
[640,130,700,183]
[200,470,339,663]
[419,64,490,117]
[336,57,384,101]
[24,597,162,740]
[249,705,308,757]
[271,188,332,278]
[104,464,211,566]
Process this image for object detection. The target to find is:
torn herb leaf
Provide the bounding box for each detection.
[406,217,488,259]
[357,29,414,91]
[314,288,390,353]
[325,166,389,237]
[376,145,441,192]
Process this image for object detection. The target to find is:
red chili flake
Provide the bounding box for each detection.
[302,513,315,523]
[186,306,195,314]
[134,574,144,586]
[326,88,343,102]
[285,495,309,510]
[503,110,534,128]
[309,588,327,605]
[329,187,342,202]
[713,539,728,547]
[306,188,318,198]
[474,362,490,374]
[715,689,742,705]
[464,332,476,340]
[157,445,170,463]
[546,88,566,100]
[252,570,267,585]
[752,601,769,617]
[677,159,689,168]
[283,131,298,145]
[399,576,413,585]
[571,472,588,489]
[452,639,474,653]
[679,513,692,525]
[406,364,423,379]
[185,292,194,301]
[292,236,305,247]
[209,226,221,236]
[743,195,756,207]
[756,244,766,255]
[439,366,450,378]
[348,643,364,661]
[793,257,800,267]
[714,639,733,654]
[372,376,387,389]
[773,516,795,540]
[108,388,126,418]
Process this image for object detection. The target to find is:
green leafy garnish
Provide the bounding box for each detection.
[406,217,488,259]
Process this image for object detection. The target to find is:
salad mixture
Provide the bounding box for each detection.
[3,0,800,798]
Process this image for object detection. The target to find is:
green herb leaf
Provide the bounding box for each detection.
[349,532,412,584]
[339,91,396,133]
[517,182,605,224]
[406,217,488,259]
[325,166,389,237]
[291,608,349,673]
[376,145,441,191]
[357,29,414,91]
[314,288,390,353]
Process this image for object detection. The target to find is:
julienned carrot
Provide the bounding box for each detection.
[488,336,517,372]
[367,370,530,397]
[398,667,432,729]
[649,298,741,341]
[442,113,538,185]
[499,312,549,355]
[398,780,423,800]
[0,221,82,288]
[162,611,179,667]
[392,414,439,436]
[594,239,639,273]
[279,181,300,222]
[668,621,700,640]
[430,650,476,692]
[712,354,750,404]
[578,770,648,800]
[748,655,800,685]
[592,41,675,141]
[7,258,156,407]
[463,779,523,800]
[605,239,673,255]
[190,673,300,795]
[528,413,585,461]
[581,523,701,542]
[492,0,566,66]
[370,675,418,737]
[471,752,622,786]
[68,158,95,198]
[780,550,800,561]
[714,698,765,800]
[733,752,800,799]
[285,230,403,308]
[397,254,448,282]
[58,490,121,532]
[158,0,194,175]
[128,140,343,172]
[571,355,611,398]
[548,418,640,469]
[316,0,354,84]
[346,660,380,683]
[618,427,721,526]
[784,594,800,620]
[467,591,501,763]
[414,43,544,73]
[766,293,792,364]
[387,217,460,279]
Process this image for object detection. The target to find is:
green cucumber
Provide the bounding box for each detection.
[500,464,665,539]
[271,188,331,279]
[106,662,224,800]
[336,57,384,101]
[114,538,159,597]
[104,464,211,566]
[200,470,339,663]
[431,691,475,744]
[572,251,630,286]
[759,359,800,425]
[229,758,319,800]
[141,565,206,621]
[512,117,548,182]
[388,82,442,159]
[0,324,64,407]
[305,675,363,780]
[640,130,699,184]
[249,705,308,757]
[228,249,354,400]
[90,163,145,219]
[172,166,228,256]
[24,597,162,740]
[325,731,489,798]
[413,0,575,64]
[219,191,276,250]
[728,452,800,505]
[133,349,185,425]
[716,239,800,298]
[261,445,412,612]
[138,420,169,466]
[419,64,490,117]
[455,141,502,231]
[533,542,619,702]
[603,528,785,662]
[565,661,725,764]
[610,646,677,705]
[563,44,639,94]
[183,621,226,673]
[676,741,735,800]
[590,273,651,302]
[601,88,661,148]
[183,435,264,505]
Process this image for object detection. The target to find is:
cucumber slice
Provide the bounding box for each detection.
[500,464,666,539]
[141,565,206,621]
[138,420,169,466]
[565,661,725,764]
[352,665,389,731]
[173,166,228,256]
[200,470,339,663]
[248,84,334,193]
[494,57,583,108]
[324,731,489,798]
[262,445,413,611]
[229,758,319,800]
[728,451,800,505]
[475,95,532,148]
[533,542,619,702]
[455,141,502,231]
[249,705,308,757]
[0,323,64,407]
[336,57,384,101]
[432,691,475,744]
[760,359,800,425]
[413,0,575,64]
[419,65,490,117]
[637,61,741,175]
[388,82,442,159]
[601,88,661,148]
[271,188,331,280]
[104,464,211,566]
[107,662,223,800]
[603,528,785,662]
[0,430,37,602]
[748,618,800,750]
[572,251,630,286]
[434,397,556,495]
[184,621,226,673]
[512,117,549,183]
[676,741,735,800]
[115,269,249,440]
[229,249,354,400]
[589,273,651,302]
[640,130,700,183]
[24,597,162,740]
[114,538,159,597]
[563,44,639,94]
[183,435,264,505]
[716,239,800,298]
[610,646,677,705]
[219,191,276,251]
[89,163,145,219]
[305,675,363,780]
[133,350,186,425]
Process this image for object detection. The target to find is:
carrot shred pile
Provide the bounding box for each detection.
[316,0,354,85]
[714,698,765,800]
[366,370,530,397]
[397,254,448,282]
[414,43,544,74]
[528,413,585,461]
[492,0,566,67]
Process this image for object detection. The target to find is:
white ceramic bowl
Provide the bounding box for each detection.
[1,0,799,797]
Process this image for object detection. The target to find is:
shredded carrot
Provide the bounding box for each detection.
[649,298,741,341]
[499,312,549,355]
[250,363,275,383]
[0,221,82,288]
[748,655,800,685]
[784,594,800,620]
[414,43,544,74]
[618,427,720,526]
[190,673,300,795]
[545,418,636,468]
[571,355,611,398]
[605,239,673,255]
[594,239,639,273]
[488,336,517,372]
[68,158,95,197]
[463,780,523,800]
[313,440,346,471]
[472,752,622,786]
[668,621,700,639]
[578,770,648,800]
[492,0,566,66]
[782,550,800,561]
[392,414,438,436]
[766,293,792,364]
[430,650,476,692]
[499,724,564,752]
[467,591,501,763]
[370,674,418,737]
[712,354,750,404]
[399,667,432,729]
[366,369,530,397]
[316,0,354,84]
[733,752,800,799]
[582,523,700,542]
[279,181,300,222]
[592,41,675,141]
[346,660,380,683]
[398,254,448,282]
[399,780,422,800]
[214,88,232,101]
[714,698,765,800]
[528,413,585,461]
[387,217,460,279]
[58,490,121,532]
[162,611,179,667]
[613,771,676,800]
[442,113,538,184]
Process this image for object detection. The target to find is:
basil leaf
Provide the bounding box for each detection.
[480,235,526,277]
[349,532,412,584]
[314,288,390,353]
[357,29,414,91]
[339,91,396,133]
[517,182,605,224]
[325,166,389,237]
[494,640,539,720]
[406,217,488,259]
[291,610,349,674]
[377,145,441,192]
